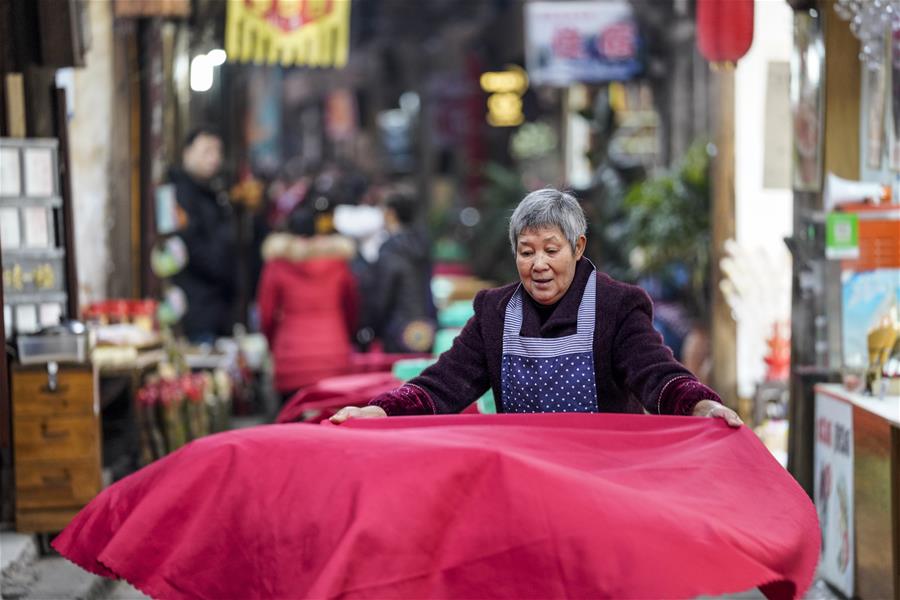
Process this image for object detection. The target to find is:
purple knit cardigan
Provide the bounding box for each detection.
[371,259,720,416]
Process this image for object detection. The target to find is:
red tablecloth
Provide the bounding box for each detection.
[275,372,402,423]
[347,351,431,374]
[53,414,819,599]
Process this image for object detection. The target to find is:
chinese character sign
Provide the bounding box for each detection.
[525,1,641,86]
[814,393,854,598]
[226,0,350,68]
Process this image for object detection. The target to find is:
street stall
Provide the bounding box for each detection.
[1,134,95,536]
[795,3,900,598]
[813,384,899,600]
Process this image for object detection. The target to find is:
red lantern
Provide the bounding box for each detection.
[696,0,755,64]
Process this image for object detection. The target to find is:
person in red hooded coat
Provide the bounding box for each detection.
[257,205,359,403]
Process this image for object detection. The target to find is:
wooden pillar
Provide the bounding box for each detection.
[822,0,861,373]
[822,2,860,182]
[130,32,142,298]
[52,86,79,319]
[710,64,738,410]
[108,19,138,299]
[3,73,25,137]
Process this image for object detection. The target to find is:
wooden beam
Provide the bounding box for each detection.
[52,86,79,319]
[822,0,860,181]
[853,406,896,600]
[892,426,900,600]
[710,64,738,411]
[4,72,25,137]
[129,29,142,298]
[0,216,11,526]
[107,20,137,299]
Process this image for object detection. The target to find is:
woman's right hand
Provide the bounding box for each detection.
[329,405,388,424]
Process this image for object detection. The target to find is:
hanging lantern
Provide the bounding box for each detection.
[696,0,755,65]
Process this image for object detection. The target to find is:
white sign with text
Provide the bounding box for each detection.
[814,393,854,597]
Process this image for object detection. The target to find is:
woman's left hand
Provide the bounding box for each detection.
[692,399,744,428]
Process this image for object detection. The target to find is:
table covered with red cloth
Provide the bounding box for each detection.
[346,351,431,374]
[276,372,402,423]
[52,414,819,599]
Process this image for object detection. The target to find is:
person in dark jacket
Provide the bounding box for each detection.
[331,188,743,426]
[371,189,437,353]
[169,128,236,344]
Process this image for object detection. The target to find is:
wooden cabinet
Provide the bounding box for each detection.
[815,384,900,600]
[12,364,102,532]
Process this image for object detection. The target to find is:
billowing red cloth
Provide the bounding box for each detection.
[53,414,819,600]
[275,372,402,423]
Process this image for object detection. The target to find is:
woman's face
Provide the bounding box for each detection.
[515,226,586,305]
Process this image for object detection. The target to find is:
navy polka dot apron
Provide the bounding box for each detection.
[501,269,598,413]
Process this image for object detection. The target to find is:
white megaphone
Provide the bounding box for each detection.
[824,172,889,212]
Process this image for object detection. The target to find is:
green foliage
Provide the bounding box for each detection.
[622,141,711,317]
[466,162,527,285]
[452,141,711,321]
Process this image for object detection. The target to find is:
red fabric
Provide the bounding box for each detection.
[257,257,358,392]
[347,351,432,374]
[275,372,402,423]
[53,414,818,599]
[432,262,472,276]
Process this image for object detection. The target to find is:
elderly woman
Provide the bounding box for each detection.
[332,189,741,425]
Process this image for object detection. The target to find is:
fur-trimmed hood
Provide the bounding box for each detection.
[261,233,355,263]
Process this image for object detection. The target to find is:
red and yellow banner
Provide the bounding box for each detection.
[226,0,350,67]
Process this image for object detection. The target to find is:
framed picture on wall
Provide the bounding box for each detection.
[1,137,69,337]
[0,148,21,196]
[791,12,825,192]
[23,206,50,248]
[23,147,56,197]
[0,207,20,249]
[14,304,38,334]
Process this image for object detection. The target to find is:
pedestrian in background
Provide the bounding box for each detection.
[169,127,236,344]
[257,204,359,404]
[371,187,437,353]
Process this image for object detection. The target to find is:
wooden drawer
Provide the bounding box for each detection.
[13,415,99,461]
[15,459,101,509]
[12,367,95,418]
[16,507,82,534]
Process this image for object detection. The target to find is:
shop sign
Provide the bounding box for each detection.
[525,1,641,86]
[813,393,854,598]
[480,65,528,127]
[825,212,859,260]
[225,0,350,68]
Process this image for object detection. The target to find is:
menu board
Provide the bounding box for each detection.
[0,138,67,338]
[814,392,854,597]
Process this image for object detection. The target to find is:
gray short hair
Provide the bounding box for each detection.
[508,188,587,254]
